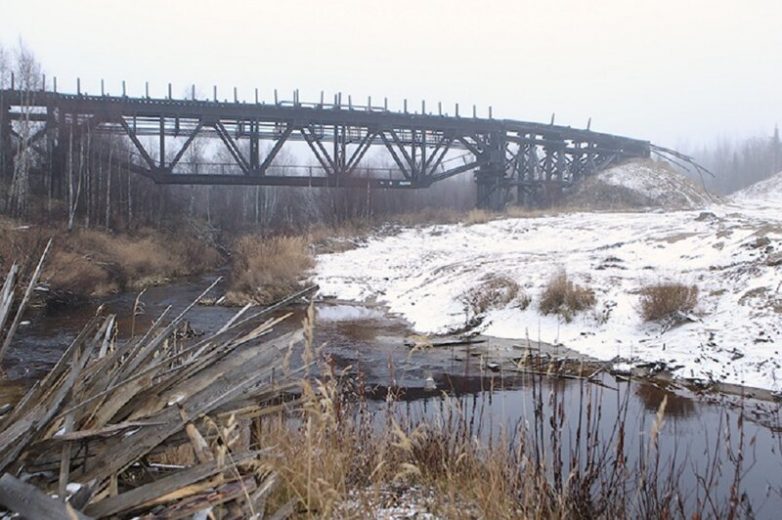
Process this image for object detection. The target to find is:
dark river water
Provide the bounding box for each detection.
[3,273,781,517]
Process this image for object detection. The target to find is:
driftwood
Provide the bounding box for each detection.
[0,260,315,518]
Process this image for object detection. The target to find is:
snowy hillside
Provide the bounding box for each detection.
[315,201,782,392]
[732,170,782,206]
[565,159,717,210]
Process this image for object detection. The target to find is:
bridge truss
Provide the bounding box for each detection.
[0,88,650,209]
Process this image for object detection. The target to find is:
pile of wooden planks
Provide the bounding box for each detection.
[0,251,315,519]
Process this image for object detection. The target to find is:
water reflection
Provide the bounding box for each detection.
[635,382,696,418]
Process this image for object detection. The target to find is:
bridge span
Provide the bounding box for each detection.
[1,86,652,209]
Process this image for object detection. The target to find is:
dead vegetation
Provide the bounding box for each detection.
[461,275,529,326]
[639,282,699,321]
[252,365,755,519]
[225,235,315,305]
[0,218,222,301]
[539,270,596,322]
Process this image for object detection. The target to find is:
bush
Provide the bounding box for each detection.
[539,270,595,322]
[639,282,698,321]
[225,235,314,305]
[461,275,528,322]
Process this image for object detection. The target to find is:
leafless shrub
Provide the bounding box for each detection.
[461,275,528,325]
[639,282,699,321]
[539,270,596,322]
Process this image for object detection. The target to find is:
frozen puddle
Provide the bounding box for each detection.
[314,200,782,392]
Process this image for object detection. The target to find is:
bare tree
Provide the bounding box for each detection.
[5,41,42,216]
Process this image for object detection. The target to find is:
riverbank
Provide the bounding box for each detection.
[0,217,223,305]
[314,199,782,395]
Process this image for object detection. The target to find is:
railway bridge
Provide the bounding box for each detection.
[0,84,677,210]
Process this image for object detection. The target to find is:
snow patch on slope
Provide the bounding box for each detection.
[732,170,782,206]
[565,159,716,210]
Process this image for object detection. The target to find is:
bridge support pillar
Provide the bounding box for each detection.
[476,167,505,211]
[475,132,506,211]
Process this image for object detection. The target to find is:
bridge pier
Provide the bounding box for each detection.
[476,166,505,211]
[475,132,507,211]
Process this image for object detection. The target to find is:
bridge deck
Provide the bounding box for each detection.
[0,88,651,208]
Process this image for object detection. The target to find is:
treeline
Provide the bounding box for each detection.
[689,127,782,195]
[0,42,474,235]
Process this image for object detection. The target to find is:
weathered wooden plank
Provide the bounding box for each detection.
[0,315,101,472]
[0,473,93,520]
[0,239,51,364]
[143,476,257,519]
[0,263,19,342]
[83,450,264,518]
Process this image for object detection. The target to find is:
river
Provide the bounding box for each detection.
[3,272,781,517]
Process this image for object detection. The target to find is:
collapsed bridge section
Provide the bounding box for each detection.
[0,88,651,209]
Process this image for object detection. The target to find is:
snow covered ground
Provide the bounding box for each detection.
[315,177,782,392]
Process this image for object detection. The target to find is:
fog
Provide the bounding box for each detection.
[1,0,780,147]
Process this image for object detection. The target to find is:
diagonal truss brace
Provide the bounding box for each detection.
[213,121,250,174]
[117,117,156,170]
[257,123,293,176]
[168,120,204,171]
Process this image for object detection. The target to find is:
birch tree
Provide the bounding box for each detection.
[6,42,42,216]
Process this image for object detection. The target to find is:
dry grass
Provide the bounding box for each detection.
[307,222,373,254]
[390,207,541,228]
[539,270,596,322]
[463,209,495,225]
[254,377,531,519]
[392,208,464,227]
[461,275,529,326]
[249,360,752,519]
[225,235,314,305]
[0,218,222,300]
[639,282,699,321]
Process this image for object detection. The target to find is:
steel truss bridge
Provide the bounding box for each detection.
[1,87,657,209]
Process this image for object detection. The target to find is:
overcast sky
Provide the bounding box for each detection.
[1,0,780,148]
